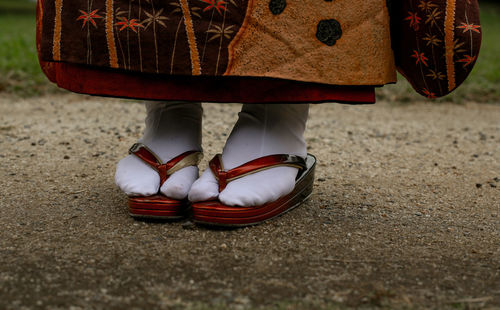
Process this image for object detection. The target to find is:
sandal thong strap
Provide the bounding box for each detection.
[129,143,203,185]
[209,154,307,192]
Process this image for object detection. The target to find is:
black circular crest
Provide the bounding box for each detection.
[269,0,286,15]
[316,19,342,46]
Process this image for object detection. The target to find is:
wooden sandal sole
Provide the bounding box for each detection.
[192,154,316,227]
[128,195,188,220]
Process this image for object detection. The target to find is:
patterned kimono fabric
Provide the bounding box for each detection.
[37,0,396,103]
[392,0,481,98]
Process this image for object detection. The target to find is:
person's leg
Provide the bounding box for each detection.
[189,103,309,206]
[115,101,202,199]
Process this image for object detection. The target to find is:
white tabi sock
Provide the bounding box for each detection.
[188,103,309,206]
[115,101,202,199]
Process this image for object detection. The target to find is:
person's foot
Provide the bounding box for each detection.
[115,101,202,199]
[188,103,309,206]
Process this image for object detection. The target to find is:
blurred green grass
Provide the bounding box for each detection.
[0,0,35,13]
[0,0,499,102]
[0,0,60,96]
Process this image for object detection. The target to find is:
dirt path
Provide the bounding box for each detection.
[0,95,498,309]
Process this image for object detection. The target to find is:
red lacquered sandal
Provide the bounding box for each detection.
[192,153,316,227]
[127,143,203,219]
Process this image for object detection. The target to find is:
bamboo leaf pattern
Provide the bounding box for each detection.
[114,7,127,68]
[207,24,234,41]
[77,3,104,64]
[43,0,249,75]
[77,9,103,28]
[144,0,161,73]
[191,6,202,18]
[143,8,169,29]
[418,0,437,12]
[169,0,184,74]
[116,17,144,32]
[200,0,227,14]
[397,0,481,98]
[425,8,442,28]
[422,33,441,46]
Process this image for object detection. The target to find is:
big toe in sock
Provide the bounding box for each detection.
[160,166,199,200]
[218,166,298,207]
[188,169,220,202]
[115,155,160,196]
[189,103,309,207]
[115,100,203,199]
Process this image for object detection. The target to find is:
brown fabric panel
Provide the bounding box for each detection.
[40,0,55,61]
[191,0,249,75]
[453,1,481,90]
[60,0,105,67]
[39,0,248,76]
[114,1,143,71]
[393,0,481,98]
[157,12,192,75]
[129,0,192,74]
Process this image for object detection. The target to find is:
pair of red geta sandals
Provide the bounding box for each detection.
[127,143,316,227]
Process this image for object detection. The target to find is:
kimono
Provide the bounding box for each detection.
[36,0,480,103]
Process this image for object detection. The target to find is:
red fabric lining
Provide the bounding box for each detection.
[44,61,376,104]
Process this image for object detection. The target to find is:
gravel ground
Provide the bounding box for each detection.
[0,95,499,309]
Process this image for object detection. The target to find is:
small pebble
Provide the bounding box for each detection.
[181,221,195,230]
